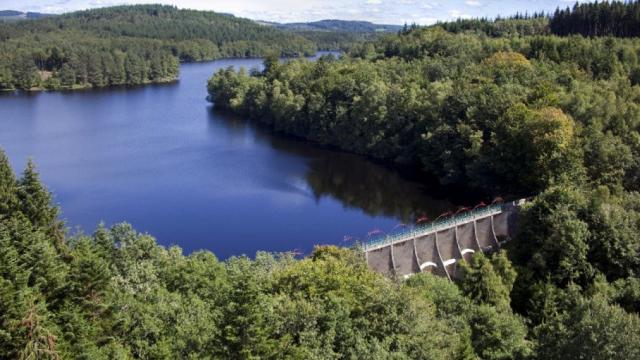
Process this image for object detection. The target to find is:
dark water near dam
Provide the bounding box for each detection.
[0,52,468,258]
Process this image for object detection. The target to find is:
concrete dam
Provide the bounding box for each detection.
[363,200,525,280]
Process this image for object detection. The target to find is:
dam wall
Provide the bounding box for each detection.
[364,200,524,279]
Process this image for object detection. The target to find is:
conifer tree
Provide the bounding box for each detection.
[0,223,26,359]
[17,302,60,360]
[17,159,58,231]
[0,150,18,218]
[459,253,514,312]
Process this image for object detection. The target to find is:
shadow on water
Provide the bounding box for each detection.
[207,107,484,223]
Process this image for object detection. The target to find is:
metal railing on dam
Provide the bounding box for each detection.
[364,199,525,280]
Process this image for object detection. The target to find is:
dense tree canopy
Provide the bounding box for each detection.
[551,0,640,37]
[433,1,640,39]
[0,149,536,359]
[208,14,640,358]
[208,28,640,195]
[435,16,550,37]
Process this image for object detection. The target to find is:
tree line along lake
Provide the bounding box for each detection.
[0,53,469,258]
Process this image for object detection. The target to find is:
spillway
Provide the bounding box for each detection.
[364,200,525,279]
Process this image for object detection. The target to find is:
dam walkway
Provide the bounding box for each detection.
[363,199,525,280]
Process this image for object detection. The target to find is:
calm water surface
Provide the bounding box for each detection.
[0,53,467,258]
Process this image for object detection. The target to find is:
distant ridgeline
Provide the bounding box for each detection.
[0,5,316,91]
[260,19,402,51]
[0,10,52,21]
[263,19,402,33]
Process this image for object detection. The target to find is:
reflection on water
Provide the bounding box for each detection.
[305,154,454,220]
[210,108,476,223]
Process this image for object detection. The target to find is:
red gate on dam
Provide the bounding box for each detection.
[363,199,526,280]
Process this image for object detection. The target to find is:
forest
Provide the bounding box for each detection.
[428,0,640,38]
[2,148,639,359]
[0,5,316,91]
[2,1,640,359]
[550,0,640,37]
[207,1,640,358]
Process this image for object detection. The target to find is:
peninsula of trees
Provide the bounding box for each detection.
[208,1,640,196]
[0,5,316,91]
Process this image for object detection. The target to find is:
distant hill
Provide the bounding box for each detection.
[0,4,316,91]
[262,19,402,33]
[0,10,53,21]
[254,19,401,52]
[0,10,22,17]
[1,5,315,58]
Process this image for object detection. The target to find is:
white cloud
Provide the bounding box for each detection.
[449,9,472,19]
[417,17,438,25]
[465,0,481,6]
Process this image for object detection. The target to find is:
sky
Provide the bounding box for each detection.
[1,0,587,25]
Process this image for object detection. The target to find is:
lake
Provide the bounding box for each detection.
[0,53,469,258]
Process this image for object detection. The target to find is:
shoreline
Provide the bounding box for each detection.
[0,76,179,94]
[0,51,340,94]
